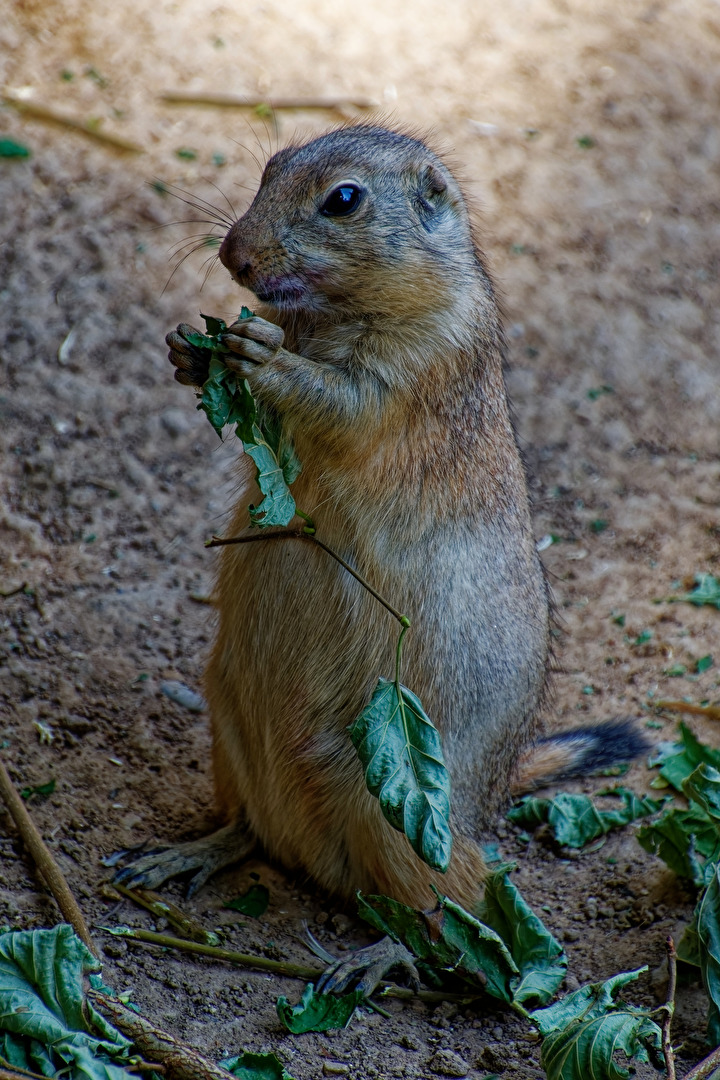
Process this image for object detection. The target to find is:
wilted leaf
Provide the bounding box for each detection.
[276,983,364,1033]
[507,788,665,848]
[636,804,717,885]
[222,1051,295,1079]
[477,866,566,1007]
[191,312,300,528]
[0,925,131,1080]
[649,723,720,792]
[349,678,451,872]
[224,884,269,918]
[243,425,297,527]
[357,891,518,1003]
[531,968,662,1080]
[684,764,720,827]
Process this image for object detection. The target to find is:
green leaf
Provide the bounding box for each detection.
[357,891,518,1002]
[636,804,719,885]
[477,866,566,1007]
[190,312,301,528]
[20,779,56,800]
[275,983,364,1033]
[696,863,720,1046]
[0,139,31,158]
[222,1051,295,1079]
[651,724,720,792]
[674,574,720,609]
[243,425,297,527]
[0,925,132,1080]
[684,763,720,827]
[224,884,269,918]
[507,788,665,848]
[531,968,662,1080]
[200,313,228,337]
[349,677,452,872]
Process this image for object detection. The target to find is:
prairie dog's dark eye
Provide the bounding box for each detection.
[320,182,363,217]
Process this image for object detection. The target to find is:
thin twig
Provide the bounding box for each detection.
[89,992,232,1080]
[656,701,720,723]
[99,925,478,1005]
[111,882,221,945]
[0,755,97,956]
[99,924,323,979]
[0,1062,57,1080]
[206,529,410,626]
[661,936,677,1080]
[1,89,143,152]
[159,91,379,110]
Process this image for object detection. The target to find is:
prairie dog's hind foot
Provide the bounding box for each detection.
[315,938,420,998]
[112,821,254,897]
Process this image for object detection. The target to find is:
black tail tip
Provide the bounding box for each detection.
[537,718,651,779]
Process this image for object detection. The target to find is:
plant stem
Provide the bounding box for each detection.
[99,925,323,979]
[394,622,410,731]
[98,926,479,1006]
[205,529,411,628]
[661,936,677,1080]
[0,755,97,956]
[112,883,220,945]
[0,1061,57,1080]
[307,536,409,626]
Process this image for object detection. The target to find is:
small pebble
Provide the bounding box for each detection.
[427,1048,469,1077]
[322,1064,350,1076]
[331,913,353,934]
[563,928,580,943]
[160,680,206,713]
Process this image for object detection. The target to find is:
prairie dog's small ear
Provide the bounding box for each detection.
[415,164,450,218]
[422,164,448,198]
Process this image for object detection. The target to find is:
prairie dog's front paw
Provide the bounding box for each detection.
[166,323,210,387]
[224,315,284,366]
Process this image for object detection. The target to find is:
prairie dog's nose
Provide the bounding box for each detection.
[219,228,251,282]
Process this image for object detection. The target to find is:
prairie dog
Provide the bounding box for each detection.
[124,126,631,911]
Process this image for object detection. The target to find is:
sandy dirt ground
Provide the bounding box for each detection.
[1,0,719,1076]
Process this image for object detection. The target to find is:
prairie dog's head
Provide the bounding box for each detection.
[219,126,478,320]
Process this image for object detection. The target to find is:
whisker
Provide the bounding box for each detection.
[199,252,221,290]
[203,176,239,223]
[150,179,236,229]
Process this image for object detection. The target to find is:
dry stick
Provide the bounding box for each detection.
[99,926,477,1006]
[656,700,720,723]
[0,756,97,956]
[684,1045,720,1080]
[661,937,678,1080]
[89,991,231,1080]
[159,91,379,110]
[1,89,143,152]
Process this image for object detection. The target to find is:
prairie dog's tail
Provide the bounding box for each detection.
[512,719,650,796]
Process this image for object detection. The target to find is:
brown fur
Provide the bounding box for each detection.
[171,126,551,912]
